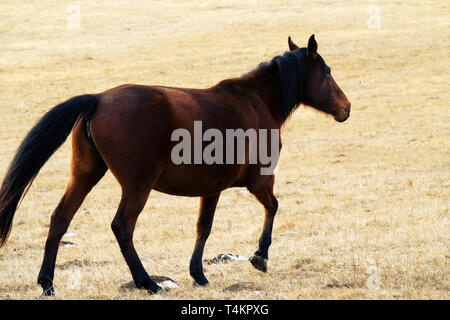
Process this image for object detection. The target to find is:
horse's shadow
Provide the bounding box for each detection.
[119,275,177,292]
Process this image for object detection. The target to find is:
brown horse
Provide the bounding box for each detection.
[0,35,350,295]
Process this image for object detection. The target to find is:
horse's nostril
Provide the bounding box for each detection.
[341,107,349,118]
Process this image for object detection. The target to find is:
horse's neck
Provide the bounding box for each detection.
[239,64,286,128]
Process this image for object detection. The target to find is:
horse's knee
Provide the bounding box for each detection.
[247,178,277,213]
[269,196,278,214]
[255,190,278,215]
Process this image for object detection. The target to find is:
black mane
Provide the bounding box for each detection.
[257,48,307,118]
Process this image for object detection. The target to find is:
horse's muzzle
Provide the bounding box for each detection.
[335,105,350,122]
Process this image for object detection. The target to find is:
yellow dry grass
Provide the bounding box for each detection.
[0,0,448,299]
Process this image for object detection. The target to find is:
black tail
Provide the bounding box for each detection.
[0,94,98,247]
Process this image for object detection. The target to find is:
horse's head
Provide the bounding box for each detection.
[289,35,351,122]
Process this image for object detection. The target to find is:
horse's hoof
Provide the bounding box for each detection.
[39,279,55,297]
[147,284,163,295]
[149,286,167,296]
[193,280,210,287]
[190,269,209,286]
[249,254,268,272]
[41,287,55,297]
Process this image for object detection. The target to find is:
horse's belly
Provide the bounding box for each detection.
[154,163,246,197]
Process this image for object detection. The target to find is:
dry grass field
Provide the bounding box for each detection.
[0,0,448,300]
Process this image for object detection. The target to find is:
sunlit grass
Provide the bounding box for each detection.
[0,0,448,299]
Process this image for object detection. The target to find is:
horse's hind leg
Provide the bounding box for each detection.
[111,184,162,294]
[189,193,220,286]
[38,119,107,295]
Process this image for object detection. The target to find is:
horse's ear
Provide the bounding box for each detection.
[307,34,318,59]
[288,36,299,51]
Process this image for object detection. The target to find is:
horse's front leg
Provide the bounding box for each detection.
[189,193,221,286]
[247,175,278,272]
